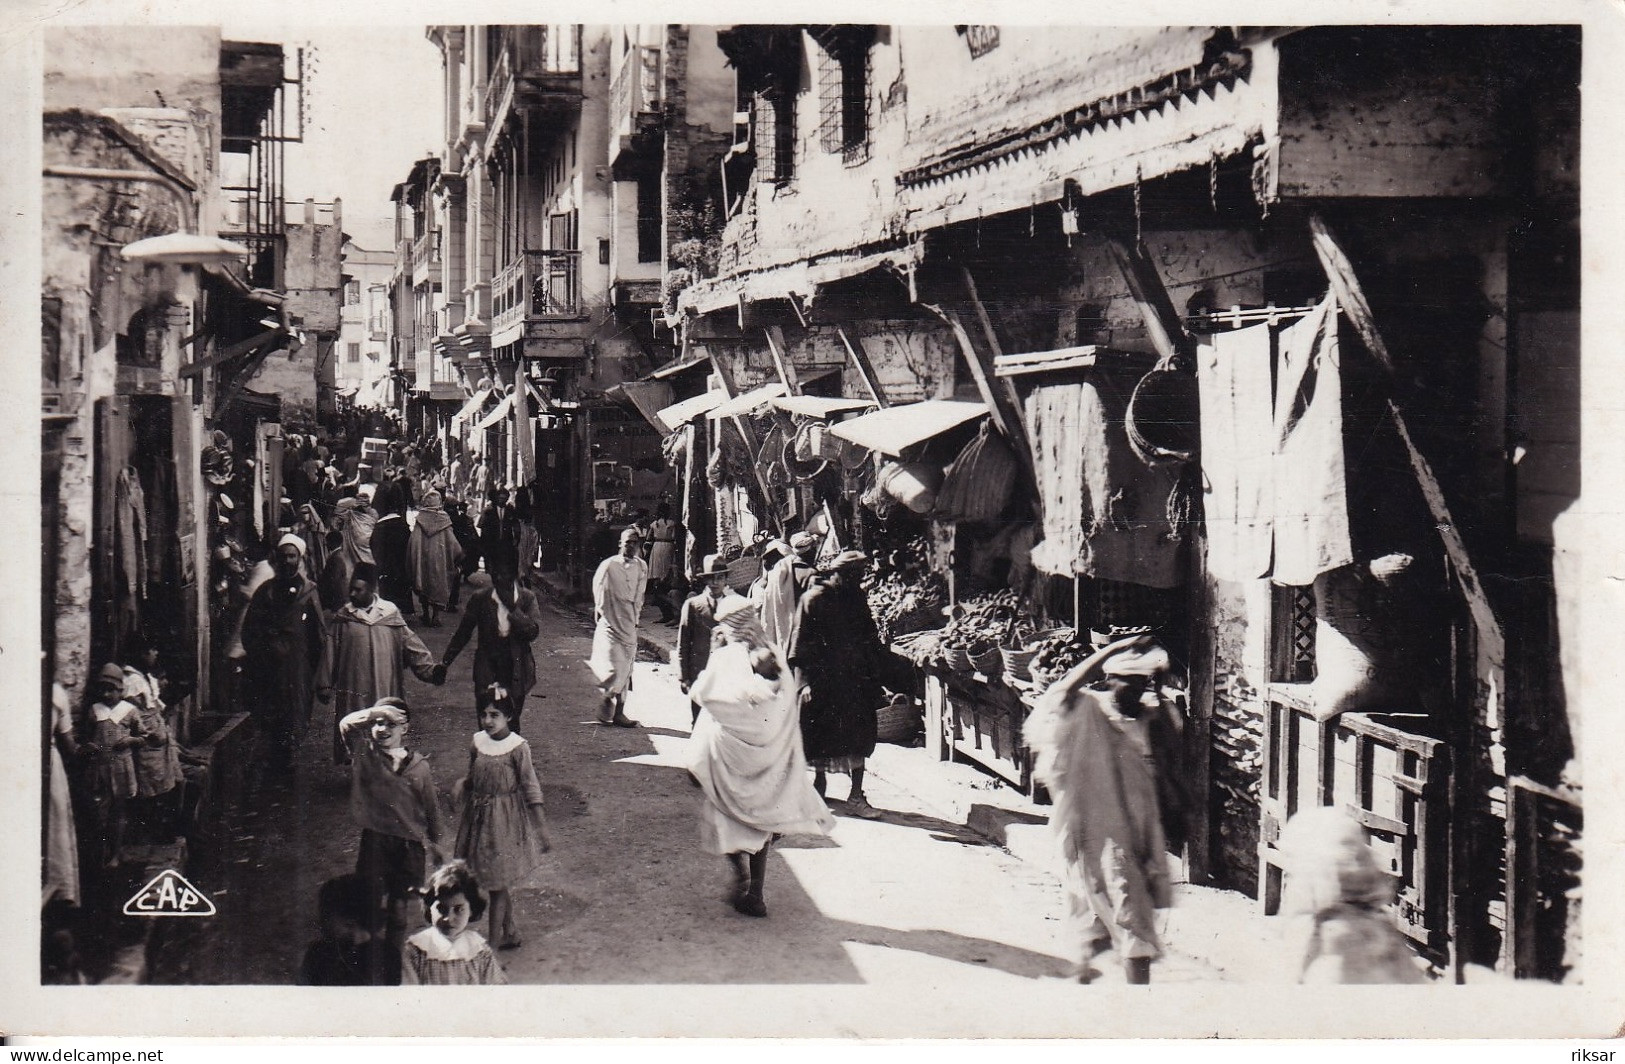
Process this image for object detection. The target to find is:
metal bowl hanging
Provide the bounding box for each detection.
[1126,360,1199,466]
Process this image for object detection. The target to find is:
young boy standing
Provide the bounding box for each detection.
[338,698,447,950]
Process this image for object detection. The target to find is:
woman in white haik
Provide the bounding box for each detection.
[688,597,834,917]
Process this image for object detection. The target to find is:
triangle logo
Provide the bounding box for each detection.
[122,869,217,917]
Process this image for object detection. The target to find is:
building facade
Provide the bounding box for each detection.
[419,24,735,587]
[663,24,1581,981]
[337,238,396,406]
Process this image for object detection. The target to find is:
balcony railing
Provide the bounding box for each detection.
[485,26,583,132]
[611,45,662,134]
[492,249,583,342]
[412,230,440,282]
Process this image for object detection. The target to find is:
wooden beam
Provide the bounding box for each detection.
[708,347,782,536]
[1307,213,1502,657]
[922,303,1014,438]
[1103,234,1193,369]
[836,326,889,408]
[763,325,800,395]
[178,326,282,378]
[960,266,1033,454]
[1308,215,1395,374]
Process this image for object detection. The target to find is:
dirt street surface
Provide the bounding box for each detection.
[155,586,1256,1002]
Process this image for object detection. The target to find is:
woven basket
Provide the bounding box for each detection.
[969,645,1004,675]
[944,647,974,672]
[1001,647,1037,682]
[876,698,922,743]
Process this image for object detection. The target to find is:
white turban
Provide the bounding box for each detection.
[1101,645,1170,678]
[276,532,307,557]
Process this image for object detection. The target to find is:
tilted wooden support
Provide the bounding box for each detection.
[1307,213,1505,668]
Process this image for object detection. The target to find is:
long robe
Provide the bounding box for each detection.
[241,575,327,762]
[371,514,415,615]
[316,597,438,762]
[688,642,835,854]
[408,506,462,609]
[1024,683,1174,962]
[788,579,883,764]
[588,553,647,697]
[760,557,816,651]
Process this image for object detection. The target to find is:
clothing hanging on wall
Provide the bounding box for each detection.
[1272,295,1352,586]
[114,464,148,624]
[1196,320,1274,582]
[1194,293,1352,587]
[1025,368,1185,589]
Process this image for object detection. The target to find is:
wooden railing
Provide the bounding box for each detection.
[611,44,661,136]
[492,249,583,339]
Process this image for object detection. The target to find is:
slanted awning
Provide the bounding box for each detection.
[337,386,359,398]
[648,353,712,380]
[677,242,927,317]
[707,382,789,420]
[655,389,727,430]
[770,395,875,419]
[472,393,513,431]
[830,399,988,457]
[450,387,493,428]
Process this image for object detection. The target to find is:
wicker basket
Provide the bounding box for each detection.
[1001,647,1037,682]
[969,645,1004,675]
[943,646,973,672]
[875,697,922,744]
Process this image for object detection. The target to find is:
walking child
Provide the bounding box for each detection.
[82,662,146,868]
[401,860,508,984]
[1277,806,1427,984]
[453,687,551,950]
[337,698,448,951]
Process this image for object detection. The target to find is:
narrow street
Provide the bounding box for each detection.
[156,587,1106,988]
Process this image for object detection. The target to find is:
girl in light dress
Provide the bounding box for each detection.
[83,663,147,868]
[401,860,506,985]
[453,687,551,950]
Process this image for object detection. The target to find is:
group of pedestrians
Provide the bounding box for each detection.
[243,422,1422,988]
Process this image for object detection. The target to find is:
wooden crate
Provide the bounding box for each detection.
[1259,684,1451,960]
[922,666,1036,795]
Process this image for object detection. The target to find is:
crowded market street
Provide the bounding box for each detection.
[153,572,1263,988]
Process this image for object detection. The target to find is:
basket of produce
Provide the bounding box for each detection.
[969,642,1004,676]
[864,536,949,645]
[1001,647,1038,683]
[875,691,922,744]
[1029,631,1090,694]
[943,646,974,672]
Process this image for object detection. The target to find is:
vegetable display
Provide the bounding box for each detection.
[863,535,948,645]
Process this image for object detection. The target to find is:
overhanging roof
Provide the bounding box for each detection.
[655,389,727,430]
[770,395,875,418]
[707,382,788,420]
[450,386,493,427]
[472,393,512,431]
[648,353,712,380]
[678,241,925,318]
[829,399,988,457]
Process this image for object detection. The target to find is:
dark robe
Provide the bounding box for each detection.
[443,583,543,730]
[788,578,884,762]
[371,514,415,615]
[240,575,327,766]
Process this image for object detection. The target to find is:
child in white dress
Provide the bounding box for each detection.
[401,860,507,985]
[453,689,551,949]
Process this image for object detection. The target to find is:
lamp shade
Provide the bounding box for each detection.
[121,232,250,264]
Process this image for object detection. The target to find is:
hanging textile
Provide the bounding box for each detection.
[1025,370,1184,589]
[1272,295,1352,586]
[114,465,149,623]
[1196,322,1274,582]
